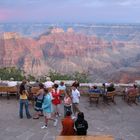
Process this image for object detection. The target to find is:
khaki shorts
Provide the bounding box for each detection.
[43,112,51,118]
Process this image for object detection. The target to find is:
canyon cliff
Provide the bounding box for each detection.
[0,26,140,83]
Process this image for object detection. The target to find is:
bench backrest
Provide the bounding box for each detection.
[0,86,17,92]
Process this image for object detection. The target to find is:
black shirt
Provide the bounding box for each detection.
[75,119,88,135]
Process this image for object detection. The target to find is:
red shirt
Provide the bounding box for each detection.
[52,89,61,105]
[61,116,75,135]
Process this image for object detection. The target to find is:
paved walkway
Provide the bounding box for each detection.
[0,96,140,140]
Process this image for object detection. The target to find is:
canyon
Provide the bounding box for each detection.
[0,24,140,83]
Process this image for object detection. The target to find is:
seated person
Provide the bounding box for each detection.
[107,83,115,92]
[60,111,75,136]
[89,85,101,94]
[75,112,88,135]
[127,84,137,96]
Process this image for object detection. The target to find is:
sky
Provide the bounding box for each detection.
[0,0,140,23]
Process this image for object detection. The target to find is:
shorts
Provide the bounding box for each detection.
[43,112,51,118]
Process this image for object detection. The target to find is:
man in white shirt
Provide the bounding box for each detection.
[71,84,80,117]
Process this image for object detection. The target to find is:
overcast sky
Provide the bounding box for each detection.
[0,0,140,23]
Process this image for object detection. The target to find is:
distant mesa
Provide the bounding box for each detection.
[50,27,64,34]
[0,32,21,40]
[67,28,74,33]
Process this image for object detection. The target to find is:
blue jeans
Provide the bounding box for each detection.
[19,99,31,118]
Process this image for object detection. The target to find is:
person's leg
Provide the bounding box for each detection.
[25,100,31,118]
[75,103,80,113]
[72,103,76,116]
[41,115,48,129]
[46,113,58,127]
[64,106,67,117]
[19,99,23,118]
[56,104,61,116]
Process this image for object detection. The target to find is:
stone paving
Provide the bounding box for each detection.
[0,95,140,140]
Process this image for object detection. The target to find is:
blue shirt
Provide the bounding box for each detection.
[42,94,53,113]
[89,88,101,94]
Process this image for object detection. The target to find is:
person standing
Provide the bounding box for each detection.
[64,89,72,117]
[51,84,61,117]
[19,80,31,119]
[75,112,88,135]
[71,84,80,118]
[41,88,58,129]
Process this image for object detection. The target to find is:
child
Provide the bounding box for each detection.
[52,84,61,117]
[19,80,31,119]
[64,89,72,117]
[41,88,58,129]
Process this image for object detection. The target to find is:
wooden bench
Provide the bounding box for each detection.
[126,93,138,105]
[56,135,114,140]
[89,93,100,106]
[103,91,116,105]
[0,86,18,99]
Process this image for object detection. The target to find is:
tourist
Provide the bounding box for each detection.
[75,112,88,135]
[51,84,61,117]
[41,88,58,129]
[71,83,80,118]
[58,81,66,100]
[107,83,115,92]
[19,80,31,119]
[89,85,101,94]
[64,89,72,117]
[33,83,44,119]
[60,111,75,135]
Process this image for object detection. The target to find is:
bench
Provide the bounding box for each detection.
[89,93,100,106]
[126,93,138,105]
[0,86,18,99]
[103,91,116,105]
[56,135,114,140]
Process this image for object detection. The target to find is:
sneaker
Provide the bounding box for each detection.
[53,119,58,127]
[41,125,47,129]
